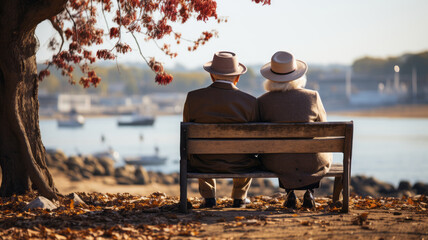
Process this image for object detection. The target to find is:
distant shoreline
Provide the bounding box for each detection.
[40,103,428,120]
[330,104,428,118]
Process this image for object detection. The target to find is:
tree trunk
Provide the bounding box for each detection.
[0,0,67,199]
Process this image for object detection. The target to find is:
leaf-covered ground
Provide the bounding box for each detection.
[0,192,427,239]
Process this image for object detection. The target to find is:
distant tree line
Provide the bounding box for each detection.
[352,51,428,76]
[38,64,261,95]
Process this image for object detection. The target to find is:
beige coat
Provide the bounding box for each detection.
[183,82,260,173]
[257,88,332,189]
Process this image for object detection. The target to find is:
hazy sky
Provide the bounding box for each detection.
[36,0,428,69]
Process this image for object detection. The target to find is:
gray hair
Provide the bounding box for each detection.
[263,75,307,92]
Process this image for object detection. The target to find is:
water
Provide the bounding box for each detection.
[40,115,428,186]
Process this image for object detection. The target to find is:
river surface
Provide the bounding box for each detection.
[40,115,428,186]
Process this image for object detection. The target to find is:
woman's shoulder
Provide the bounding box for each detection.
[295,88,318,95]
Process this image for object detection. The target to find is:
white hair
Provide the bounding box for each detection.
[211,73,237,82]
[263,75,307,92]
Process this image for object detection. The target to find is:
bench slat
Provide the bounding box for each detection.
[184,122,349,138]
[187,138,344,154]
[187,164,343,178]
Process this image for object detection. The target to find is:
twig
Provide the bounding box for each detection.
[131,32,150,65]
[101,0,110,29]
[65,8,78,42]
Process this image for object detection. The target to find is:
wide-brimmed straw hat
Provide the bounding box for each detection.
[260,51,307,82]
[203,51,247,76]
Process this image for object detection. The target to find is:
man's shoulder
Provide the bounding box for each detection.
[187,85,256,100]
[235,89,257,101]
[186,86,210,97]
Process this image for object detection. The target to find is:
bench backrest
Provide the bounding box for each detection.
[181,122,354,155]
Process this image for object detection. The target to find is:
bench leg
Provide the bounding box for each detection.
[332,176,343,203]
[180,173,188,213]
[342,173,350,213]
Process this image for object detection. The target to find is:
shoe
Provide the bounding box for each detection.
[232,198,250,208]
[200,198,216,208]
[284,190,297,209]
[302,189,316,209]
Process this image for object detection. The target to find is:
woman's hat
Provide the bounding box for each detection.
[203,51,247,76]
[260,51,307,82]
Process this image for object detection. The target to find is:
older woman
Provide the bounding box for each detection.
[257,51,332,209]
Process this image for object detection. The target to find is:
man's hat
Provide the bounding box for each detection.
[203,51,247,76]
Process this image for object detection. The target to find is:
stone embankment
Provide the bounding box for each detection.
[44,149,428,198]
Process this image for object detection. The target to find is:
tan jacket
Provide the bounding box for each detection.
[183,81,260,173]
[257,88,332,189]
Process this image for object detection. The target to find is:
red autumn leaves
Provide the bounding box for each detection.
[39,0,271,88]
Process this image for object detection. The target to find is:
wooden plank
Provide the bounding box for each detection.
[183,122,349,139]
[187,164,343,178]
[187,138,344,154]
[325,164,343,177]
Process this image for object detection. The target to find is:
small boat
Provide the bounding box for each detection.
[93,148,121,163]
[124,155,167,166]
[57,110,85,127]
[117,114,155,126]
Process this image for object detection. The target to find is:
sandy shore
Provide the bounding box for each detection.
[52,169,278,198]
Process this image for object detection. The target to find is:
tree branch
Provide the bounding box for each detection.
[130,32,149,66]
[49,18,64,55]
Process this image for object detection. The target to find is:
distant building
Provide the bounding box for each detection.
[57,94,91,113]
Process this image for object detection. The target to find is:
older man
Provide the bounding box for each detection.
[183,51,260,208]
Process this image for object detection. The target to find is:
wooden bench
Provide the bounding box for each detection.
[180,122,354,213]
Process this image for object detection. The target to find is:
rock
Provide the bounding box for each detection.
[46,149,69,171]
[135,166,150,185]
[67,193,87,207]
[161,175,175,185]
[155,172,174,185]
[351,175,396,197]
[66,156,85,172]
[170,172,180,184]
[68,169,83,181]
[98,157,115,176]
[24,196,57,211]
[398,181,412,191]
[116,177,134,185]
[84,155,105,176]
[399,190,415,198]
[148,171,161,183]
[48,149,67,162]
[412,182,428,195]
[81,169,93,179]
[115,165,136,184]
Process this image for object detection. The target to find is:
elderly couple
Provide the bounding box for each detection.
[183,51,332,209]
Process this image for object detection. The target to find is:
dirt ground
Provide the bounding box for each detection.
[46,170,428,240]
[178,208,428,240]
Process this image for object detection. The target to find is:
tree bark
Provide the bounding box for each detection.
[0,0,67,199]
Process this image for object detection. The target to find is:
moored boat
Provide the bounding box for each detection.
[57,111,85,127]
[117,114,155,126]
[124,155,167,166]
